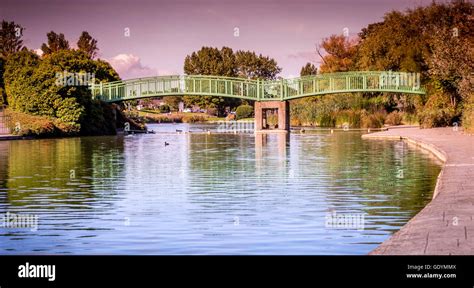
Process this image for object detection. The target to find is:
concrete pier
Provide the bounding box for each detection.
[254,101,290,133]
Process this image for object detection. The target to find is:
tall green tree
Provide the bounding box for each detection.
[41,31,70,55]
[0,20,24,58]
[184,46,236,76]
[183,46,237,114]
[300,62,317,76]
[235,50,281,80]
[183,46,282,114]
[4,49,120,134]
[77,31,99,59]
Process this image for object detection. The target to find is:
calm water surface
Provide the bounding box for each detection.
[0,124,441,254]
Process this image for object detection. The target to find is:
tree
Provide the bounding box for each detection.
[356,1,472,74]
[235,50,282,80]
[3,50,41,113]
[300,62,317,76]
[0,57,6,105]
[4,49,120,134]
[41,31,70,55]
[77,31,99,59]
[184,46,236,76]
[183,46,237,115]
[183,46,282,114]
[0,20,24,58]
[354,1,473,128]
[317,34,358,73]
[162,96,182,111]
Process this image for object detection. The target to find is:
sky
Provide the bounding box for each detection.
[1,0,437,79]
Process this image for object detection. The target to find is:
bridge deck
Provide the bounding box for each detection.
[90,71,425,103]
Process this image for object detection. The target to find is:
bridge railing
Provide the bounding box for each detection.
[282,71,424,100]
[182,75,259,100]
[90,71,424,102]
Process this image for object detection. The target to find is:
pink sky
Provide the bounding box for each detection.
[1,0,434,79]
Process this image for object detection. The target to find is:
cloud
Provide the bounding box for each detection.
[34,49,43,56]
[108,54,157,79]
[287,51,317,62]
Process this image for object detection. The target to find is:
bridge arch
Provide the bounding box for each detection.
[89,71,424,132]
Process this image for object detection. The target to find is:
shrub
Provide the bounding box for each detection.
[182,114,207,123]
[290,117,302,126]
[462,106,474,133]
[6,109,59,136]
[417,92,458,128]
[462,94,474,133]
[385,111,404,126]
[335,110,362,128]
[266,114,278,127]
[158,104,170,113]
[206,107,218,116]
[402,113,418,125]
[318,112,336,127]
[361,111,386,128]
[145,113,183,123]
[235,104,253,119]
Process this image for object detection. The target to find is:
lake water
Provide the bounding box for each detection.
[0,124,441,254]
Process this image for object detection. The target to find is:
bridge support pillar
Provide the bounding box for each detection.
[254,101,290,133]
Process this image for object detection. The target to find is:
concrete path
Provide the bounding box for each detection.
[362,127,474,255]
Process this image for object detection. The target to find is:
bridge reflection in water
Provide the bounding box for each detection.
[254,133,289,178]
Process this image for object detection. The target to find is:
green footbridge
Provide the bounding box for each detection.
[90,71,424,132]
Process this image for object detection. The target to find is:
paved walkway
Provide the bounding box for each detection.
[362,127,474,255]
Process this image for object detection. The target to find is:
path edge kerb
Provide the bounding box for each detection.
[361,133,448,255]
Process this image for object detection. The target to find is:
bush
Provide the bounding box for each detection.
[206,107,218,116]
[235,104,254,119]
[318,112,336,127]
[335,110,362,128]
[6,109,60,136]
[402,113,418,125]
[385,111,404,126]
[462,107,474,133]
[158,104,170,113]
[144,113,183,123]
[182,114,207,123]
[361,111,386,128]
[266,114,278,127]
[417,92,458,128]
[462,94,474,133]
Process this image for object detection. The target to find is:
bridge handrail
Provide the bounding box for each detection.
[90,71,425,102]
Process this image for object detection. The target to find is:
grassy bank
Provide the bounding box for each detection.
[4,109,76,137]
[4,104,143,137]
